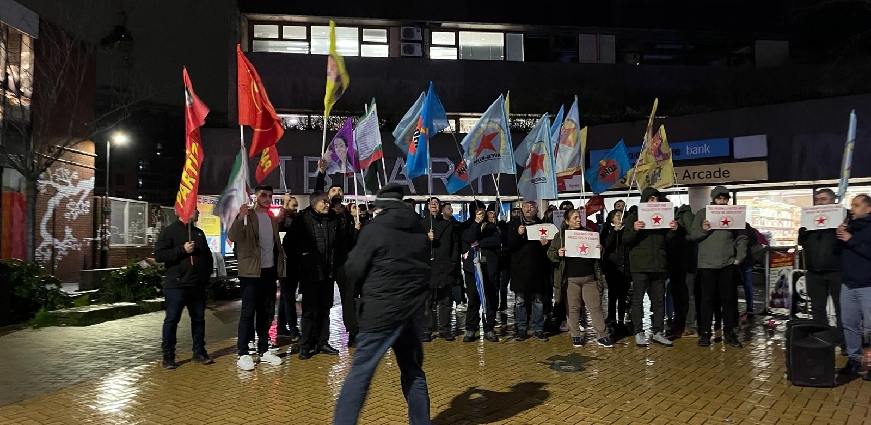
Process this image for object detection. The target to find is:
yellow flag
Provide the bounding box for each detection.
[580,126,588,159]
[505,91,510,118]
[324,20,350,118]
[634,124,675,189]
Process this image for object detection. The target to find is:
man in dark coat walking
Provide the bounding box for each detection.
[421,197,459,342]
[506,201,551,341]
[332,183,433,425]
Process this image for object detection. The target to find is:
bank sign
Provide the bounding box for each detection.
[589,137,730,166]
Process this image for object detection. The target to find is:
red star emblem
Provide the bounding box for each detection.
[579,244,588,254]
[528,152,546,176]
[720,217,732,227]
[539,228,548,237]
[815,216,827,226]
[475,132,499,157]
[651,214,663,225]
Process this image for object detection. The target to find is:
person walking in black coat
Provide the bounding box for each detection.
[153,209,214,369]
[332,183,433,425]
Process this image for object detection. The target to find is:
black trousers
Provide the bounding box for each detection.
[277,276,298,333]
[605,270,630,324]
[423,286,453,334]
[806,270,844,345]
[631,272,666,334]
[337,276,359,336]
[464,267,497,332]
[300,280,335,348]
[698,266,738,335]
[669,268,689,332]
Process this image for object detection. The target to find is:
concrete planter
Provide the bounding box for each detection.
[48,297,166,326]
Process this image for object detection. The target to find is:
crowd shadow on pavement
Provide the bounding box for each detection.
[432,382,550,425]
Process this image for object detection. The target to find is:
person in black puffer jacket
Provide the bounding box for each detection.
[461,200,502,343]
[798,188,845,351]
[602,208,630,331]
[333,183,433,424]
[420,196,459,341]
[153,209,214,369]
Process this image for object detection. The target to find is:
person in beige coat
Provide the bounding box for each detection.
[228,185,287,371]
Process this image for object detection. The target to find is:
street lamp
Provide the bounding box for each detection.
[101,132,127,268]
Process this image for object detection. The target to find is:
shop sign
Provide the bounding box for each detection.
[589,137,730,166]
[612,160,768,188]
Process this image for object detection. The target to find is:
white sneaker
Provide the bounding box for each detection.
[260,351,282,366]
[296,293,303,302]
[237,355,256,371]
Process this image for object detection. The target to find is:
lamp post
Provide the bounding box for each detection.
[100,132,128,267]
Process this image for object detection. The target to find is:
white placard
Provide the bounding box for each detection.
[526,223,559,240]
[564,230,600,258]
[800,205,845,230]
[552,210,565,230]
[637,202,674,229]
[706,205,747,230]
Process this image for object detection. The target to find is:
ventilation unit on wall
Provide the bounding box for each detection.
[401,42,422,57]
[401,26,422,41]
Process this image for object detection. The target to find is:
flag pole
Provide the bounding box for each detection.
[239,125,248,226]
[321,115,329,155]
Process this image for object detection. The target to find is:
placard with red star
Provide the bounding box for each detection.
[705,205,746,230]
[800,205,845,230]
[564,230,600,258]
[525,223,559,241]
[638,202,673,229]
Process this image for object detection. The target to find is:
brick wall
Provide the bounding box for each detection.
[35,142,96,282]
[107,246,154,268]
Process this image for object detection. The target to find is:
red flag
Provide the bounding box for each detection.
[254,145,279,183]
[237,45,284,158]
[175,68,210,224]
[584,195,605,217]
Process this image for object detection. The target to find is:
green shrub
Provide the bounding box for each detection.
[0,259,73,325]
[99,259,164,303]
[206,277,240,301]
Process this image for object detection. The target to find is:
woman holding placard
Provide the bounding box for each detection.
[548,209,612,348]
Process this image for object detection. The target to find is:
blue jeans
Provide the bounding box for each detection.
[840,284,871,363]
[333,310,431,425]
[514,292,544,333]
[161,286,206,355]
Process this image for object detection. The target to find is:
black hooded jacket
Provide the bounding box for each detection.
[153,220,214,288]
[344,205,432,332]
[622,187,676,273]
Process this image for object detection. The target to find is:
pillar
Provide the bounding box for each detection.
[688,186,713,212]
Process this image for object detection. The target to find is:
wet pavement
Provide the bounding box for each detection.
[0,287,868,425]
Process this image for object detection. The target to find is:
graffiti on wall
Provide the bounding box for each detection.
[35,167,95,263]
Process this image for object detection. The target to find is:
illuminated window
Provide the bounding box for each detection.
[431,31,457,60]
[310,25,358,56]
[459,31,504,61]
[253,24,279,39]
[361,28,388,57]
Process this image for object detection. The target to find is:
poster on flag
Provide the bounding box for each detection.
[565,230,600,258]
[706,205,746,230]
[638,202,674,229]
[800,205,846,230]
[354,100,383,169]
[526,223,559,241]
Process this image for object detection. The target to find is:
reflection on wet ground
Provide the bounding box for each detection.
[0,285,867,424]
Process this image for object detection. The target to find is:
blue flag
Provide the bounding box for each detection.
[517,114,557,201]
[445,159,471,194]
[392,92,425,155]
[584,139,631,194]
[406,82,448,179]
[461,94,514,181]
[550,104,564,146]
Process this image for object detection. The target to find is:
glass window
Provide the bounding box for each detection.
[431,31,456,46]
[311,25,359,56]
[430,46,457,60]
[737,189,808,247]
[282,25,306,39]
[109,199,148,246]
[506,33,524,61]
[362,28,387,43]
[459,31,504,61]
[361,44,388,57]
[253,39,309,54]
[459,117,480,133]
[253,24,279,39]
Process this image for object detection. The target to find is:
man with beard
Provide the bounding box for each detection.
[421,197,459,341]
